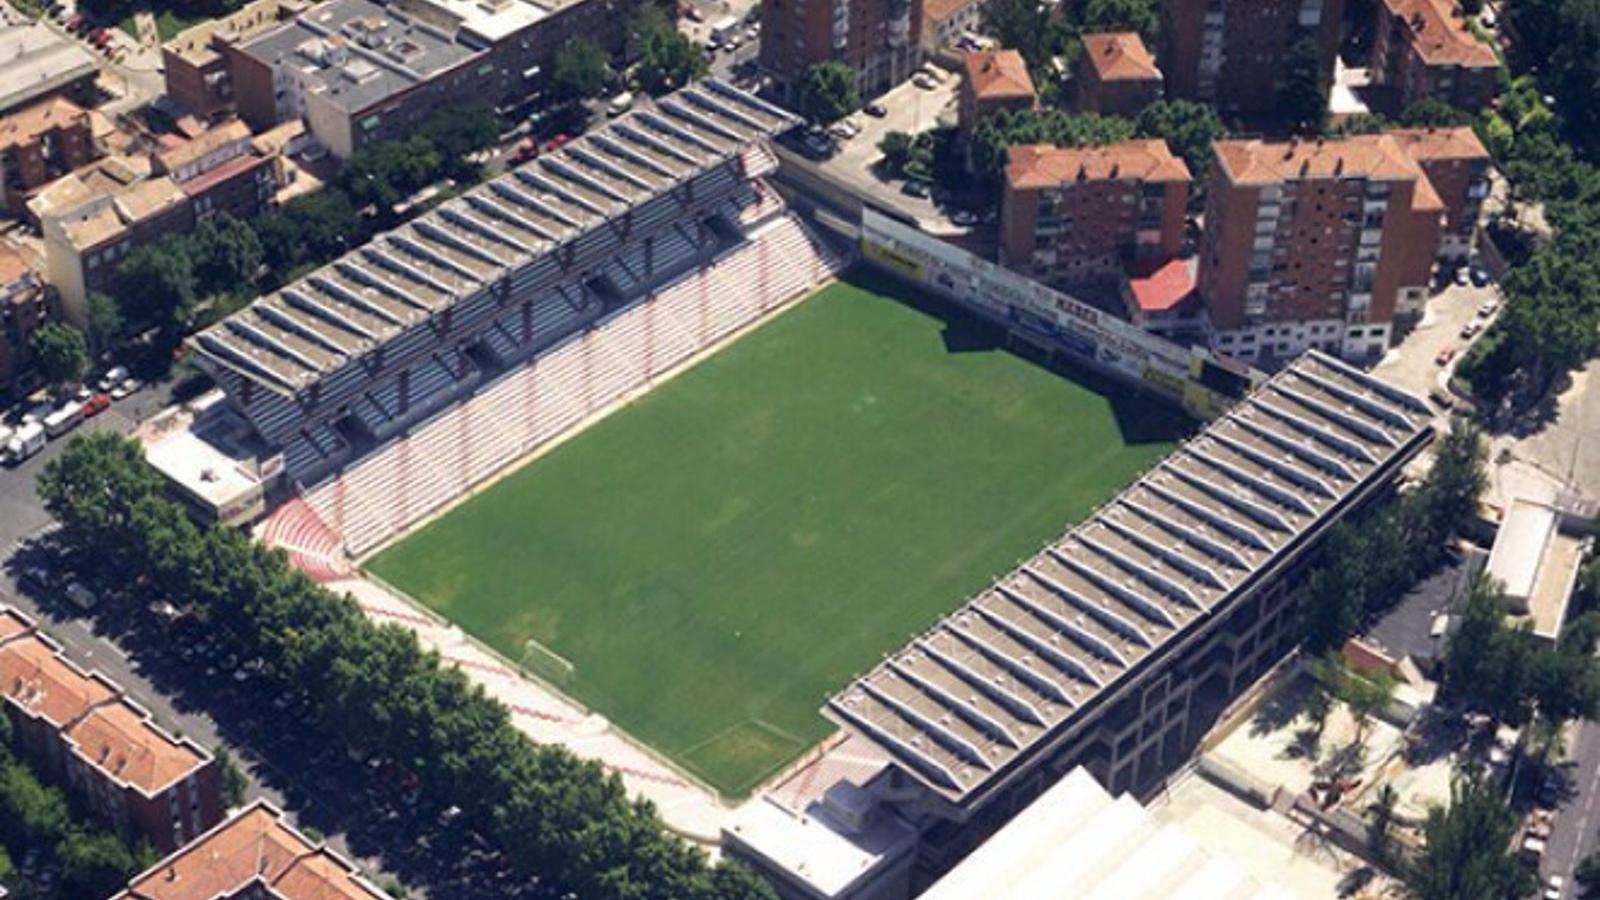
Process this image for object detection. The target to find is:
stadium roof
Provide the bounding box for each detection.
[190,80,797,398]
[825,351,1434,805]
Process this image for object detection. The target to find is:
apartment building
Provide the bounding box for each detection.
[1161,0,1343,114]
[957,49,1034,136]
[152,118,279,222]
[225,0,625,158]
[1076,32,1162,117]
[1389,125,1490,259]
[0,608,224,854]
[920,0,985,54]
[0,97,95,217]
[759,0,923,100]
[113,801,393,900]
[0,245,48,395]
[0,22,99,117]
[162,0,310,123]
[1371,0,1498,111]
[31,155,194,325]
[999,139,1189,285]
[1197,134,1442,363]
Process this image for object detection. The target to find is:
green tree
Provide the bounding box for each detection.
[420,101,503,175]
[38,432,167,575]
[878,131,914,175]
[85,290,124,357]
[56,830,139,899]
[113,241,196,329]
[1079,0,1158,44]
[969,107,1136,180]
[982,0,1055,68]
[30,322,89,391]
[1278,37,1328,133]
[1366,782,1399,867]
[798,61,860,126]
[1134,100,1226,190]
[1577,850,1600,897]
[635,8,706,95]
[1403,775,1535,900]
[1398,98,1473,128]
[188,215,263,298]
[214,745,249,809]
[550,37,611,103]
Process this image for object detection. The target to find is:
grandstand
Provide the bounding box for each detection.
[825,351,1433,810]
[189,79,812,501]
[714,351,1435,896]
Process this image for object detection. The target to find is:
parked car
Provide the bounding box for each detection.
[96,365,128,392]
[1435,346,1457,366]
[1470,267,1490,286]
[110,377,141,400]
[1545,874,1565,900]
[1454,266,1471,286]
[902,179,930,198]
[64,581,98,611]
[606,91,634,117]
[863,101,887,117]
[542,133,570,153]
[1478,299,1499,317]
[950,209,979,226]
[510,140,537,164]
[912,73,935,90]
[42,401,83,438]
[81,392,111,417]
[1459,320,1482,339]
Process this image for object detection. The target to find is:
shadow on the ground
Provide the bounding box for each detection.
[837,268,1198,447]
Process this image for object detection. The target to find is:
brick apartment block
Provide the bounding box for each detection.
[1161,0,1344,115]
[1077,32,1163,117]
[1197,134,1442,363]
[958,49,1035,136]
[1000,139,1189,286]
[1371,0,1498,112]
[0,607,224,853]
[761,0,923,100]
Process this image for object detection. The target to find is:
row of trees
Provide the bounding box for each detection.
[966,100,1227,189]
[0,716,154,900]
[1444,26,1600,410]
[38,433,775,900]
[1301,419,1487,655]
[549,7,706,105]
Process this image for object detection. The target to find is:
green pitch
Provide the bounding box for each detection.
[368,272,1191,796]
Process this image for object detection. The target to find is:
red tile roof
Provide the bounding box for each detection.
[1214,134,1425,185]
[963,50,1035,101]
[1126,257,1197,313]
[1006,139,1190,190]
[1387,125,1490,162]
[116,803,392,900]
[1383,0,1498,68]
[1081,32,1161,82]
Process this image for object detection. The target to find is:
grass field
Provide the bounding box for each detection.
[368,272,1191,795]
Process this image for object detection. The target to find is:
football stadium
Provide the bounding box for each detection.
[365,273,1189,794]
[165,78,1440,889]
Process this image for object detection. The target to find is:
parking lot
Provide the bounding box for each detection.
[1372,268,1502,401]
[791,68,974,231]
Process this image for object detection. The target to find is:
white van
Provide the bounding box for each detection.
[709,15,739,45]
[607,91,635,117]
[5,421,45,464]
[43,401,83,438]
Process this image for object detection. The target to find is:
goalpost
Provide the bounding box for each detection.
[521,637,576,687]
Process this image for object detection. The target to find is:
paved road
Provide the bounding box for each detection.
[1514,358,1600,498]
[1545,720,1600,898]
